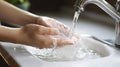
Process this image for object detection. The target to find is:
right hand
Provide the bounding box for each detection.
[15,24,74,48]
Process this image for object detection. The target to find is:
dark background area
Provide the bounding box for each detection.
[28,0,117,13]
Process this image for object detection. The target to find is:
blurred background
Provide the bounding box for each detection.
[2,0,117,40]
[3,0,117,24]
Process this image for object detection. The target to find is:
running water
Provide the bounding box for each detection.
[49,11,81,54]
[69,11,80,38]
[47,11,81,53]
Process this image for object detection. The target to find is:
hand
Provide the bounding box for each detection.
[36,16,80,40]
[16,24,74,48]
[37,16,73,37]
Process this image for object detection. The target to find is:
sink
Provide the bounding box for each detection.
[25,35,111,61]
[1,34,120,67]
[24,34,120,67]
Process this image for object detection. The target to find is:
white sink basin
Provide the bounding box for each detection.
[25,35,109,60]
[24,35,120,67]
[1,34,120,67]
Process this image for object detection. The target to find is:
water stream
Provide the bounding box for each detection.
[69,11,80,38]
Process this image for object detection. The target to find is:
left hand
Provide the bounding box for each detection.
[37,16,71,36]
[36,16,75,46]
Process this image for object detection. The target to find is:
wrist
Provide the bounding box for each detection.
[0,26,20,43]
[26,14,39,25]
[20,14,39,26]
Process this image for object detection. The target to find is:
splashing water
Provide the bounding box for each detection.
[25,38,101,62]
[44,11,81,55]
[47,11,81,56]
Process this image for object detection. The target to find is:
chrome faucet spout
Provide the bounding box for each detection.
[75,0,120,47]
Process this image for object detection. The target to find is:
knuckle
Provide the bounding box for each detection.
[22,24,41,36]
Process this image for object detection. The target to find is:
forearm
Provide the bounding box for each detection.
[0,26,19,43]
[0,0,39,26]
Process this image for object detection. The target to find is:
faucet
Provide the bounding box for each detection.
[74,0,120,48]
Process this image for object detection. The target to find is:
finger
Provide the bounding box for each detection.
[37,17,51,27]
[44,38,74,48]
[74,33,80,39]
[37,36,74,48]
[38,25,60,35]
[56,39,74,47]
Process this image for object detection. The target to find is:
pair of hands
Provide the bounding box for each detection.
[17,16,75,48]
[0,0,76,48]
